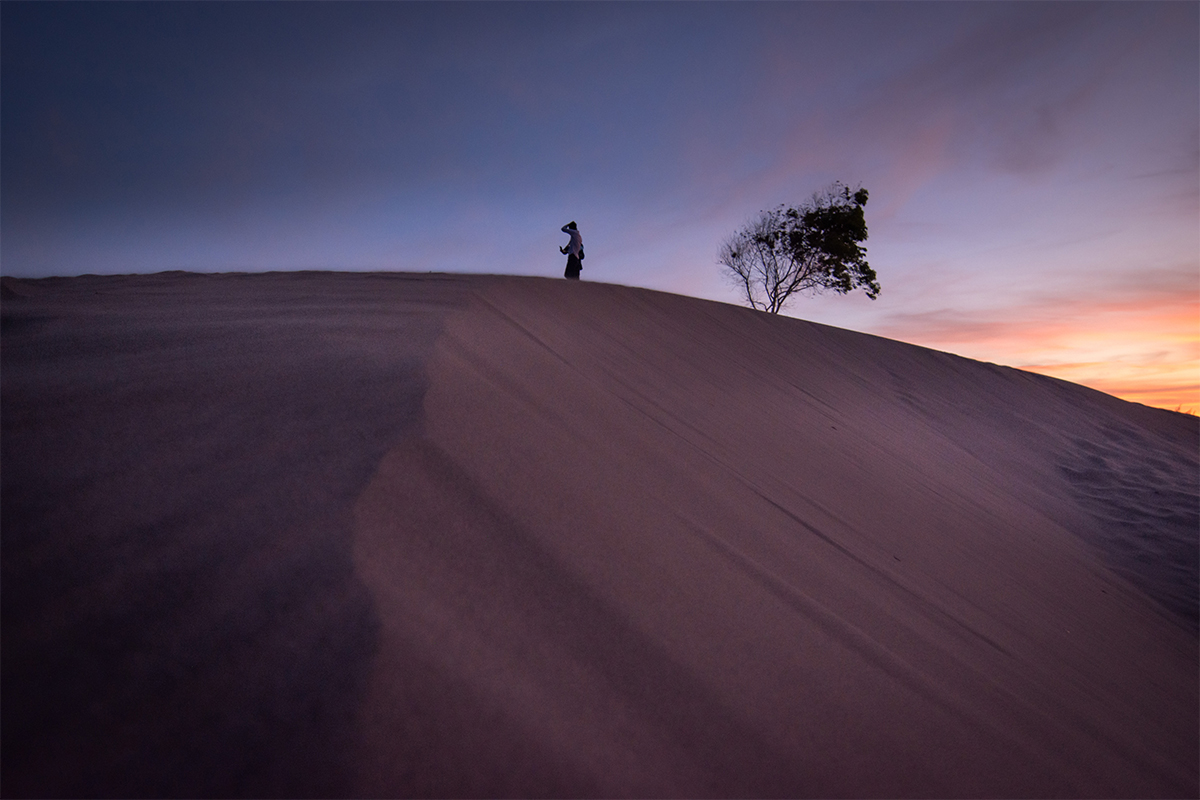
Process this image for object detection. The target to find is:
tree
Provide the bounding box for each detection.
[718,182,878,314]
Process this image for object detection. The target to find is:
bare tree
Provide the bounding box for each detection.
[719,183,878,314]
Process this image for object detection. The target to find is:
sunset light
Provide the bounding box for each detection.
[3,4,1197,796]
[872,288,1200,414]
[3,2,1196,413]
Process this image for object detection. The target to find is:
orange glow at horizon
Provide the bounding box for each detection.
[887,295,1200,415]
[1021,360,1198,414]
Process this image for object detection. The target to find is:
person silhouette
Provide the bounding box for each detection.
[560,221,583,280]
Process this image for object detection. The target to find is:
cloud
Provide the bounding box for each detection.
[2,2,1195,413]
[861,272,1200,412]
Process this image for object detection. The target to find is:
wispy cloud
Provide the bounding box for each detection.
[866,275,1200,413]
[3,2,1195,413]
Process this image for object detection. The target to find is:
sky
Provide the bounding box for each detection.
[3,1,1197,411]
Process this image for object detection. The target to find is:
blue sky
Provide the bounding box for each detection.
[2,2,1197,408]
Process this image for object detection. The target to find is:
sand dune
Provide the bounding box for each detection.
[2,272,1196,798]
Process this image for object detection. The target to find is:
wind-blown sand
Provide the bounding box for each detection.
[2,272,1196,798]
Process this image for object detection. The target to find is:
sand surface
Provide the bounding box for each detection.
[2,272,1196,798]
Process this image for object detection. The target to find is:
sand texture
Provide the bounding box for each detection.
[2,272,1197,798]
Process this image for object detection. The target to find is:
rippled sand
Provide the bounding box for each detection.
[3,272,1196,797]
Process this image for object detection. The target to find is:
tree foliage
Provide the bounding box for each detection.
[718,183,878,314]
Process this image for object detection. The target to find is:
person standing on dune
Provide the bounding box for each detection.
[560,221,584,280]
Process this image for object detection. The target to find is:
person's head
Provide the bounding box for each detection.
[567,221,577,230]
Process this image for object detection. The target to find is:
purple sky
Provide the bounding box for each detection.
[3,2,1197,408]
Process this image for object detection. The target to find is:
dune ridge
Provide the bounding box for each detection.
[2,272,1197,797]
[353,275,1196,797]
